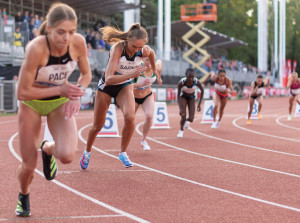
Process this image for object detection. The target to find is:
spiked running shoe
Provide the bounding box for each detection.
[15,193,30,217]
[80,150,91,169]
[184,121,190,129]
[119,152,133,168]
[41,140,57,180]
[258,113,262,119]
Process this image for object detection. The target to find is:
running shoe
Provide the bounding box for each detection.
[177,130,183,138]
[15,193,30,217]
[258,113,262,119]
[184,121,190,129]
[140,140,151,151]
[41,140,57,181]
[287,115,292,121]
[119,152,133,168]
[215,121,220,128]
[247,119,251,125]
[80,150,91,169]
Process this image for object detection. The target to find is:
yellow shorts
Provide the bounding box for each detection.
[22,97,69,116]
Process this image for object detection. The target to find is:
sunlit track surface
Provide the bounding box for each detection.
[3,97,300,222]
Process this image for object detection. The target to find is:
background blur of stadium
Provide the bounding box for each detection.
[0,0,299,113]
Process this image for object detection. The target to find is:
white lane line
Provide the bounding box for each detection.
[232,116,300,142]
[188,126,300,157]
[276,115,300,130]
[0,214,123,221]
[78,123,300,213]
[8,132,150,223]
[136,123,300,177]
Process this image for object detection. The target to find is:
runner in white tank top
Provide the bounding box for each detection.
[81,23,158,168]
[133,58,163,150]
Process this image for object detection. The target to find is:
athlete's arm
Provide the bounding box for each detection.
[287,75,293,89]
[177,80,184,115]
[197,80,204,112]
[227,78,234,94]
[250,81,256,96]
[155,59,163,85]
[263,76,270,88]
[74,34,92,89]
[143,46,157,77]
[210,71,217,82]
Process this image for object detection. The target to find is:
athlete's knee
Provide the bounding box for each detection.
[145,114,153,122]
[92,122,104,132]
[59,152,75,164]
[124,113,134,124]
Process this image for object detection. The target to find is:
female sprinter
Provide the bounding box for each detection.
[133,58,162,150]
[247,74,270,124]
[80,23,157,169]
[177,68,204,138]
[286,72,300,120]
[209,69,233,128]
[16,3,91,217]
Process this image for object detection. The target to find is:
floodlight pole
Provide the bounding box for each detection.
[164,0,171,60]
[157,0,163,59]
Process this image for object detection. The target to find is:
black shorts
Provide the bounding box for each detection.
[180,94,195,100]
[250,94,262,100]
[135,92,152,105]
[97,79,132,98]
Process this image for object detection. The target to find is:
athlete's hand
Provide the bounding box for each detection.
[60,83,85,100]
[64,99,81,119]
[157,77,163,85]
[197,104,201,112]
[143,78,151,86]
[132,65,148,78]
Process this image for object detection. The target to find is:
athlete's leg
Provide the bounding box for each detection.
[218,97,228,122]
[213,93,220,122]
[116,84,135,153]
[85,91,111,153]
[17,103,41,195]
[178,96,188,131]
[187,97,196,122]
[295,94,300,105]
[247,97,255,119]
[141,94,155,141]
[257,96,263,113]
[289,95,295,115]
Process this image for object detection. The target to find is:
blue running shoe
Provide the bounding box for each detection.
[119,152,133,168]
[80,150,90,170]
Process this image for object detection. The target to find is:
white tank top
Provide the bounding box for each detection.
[113,42,143,85]
[134,73,156,90]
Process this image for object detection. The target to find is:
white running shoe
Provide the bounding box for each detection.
[140,140,151,151]
[177,130,183,138]
[287,115,292,121]
[211,122,217,128]
[184,121,190,129]
[211,121,220,129]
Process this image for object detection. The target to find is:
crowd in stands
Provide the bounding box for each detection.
[1,8,259,77]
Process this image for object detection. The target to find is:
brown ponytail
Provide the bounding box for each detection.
[100,23,148,45]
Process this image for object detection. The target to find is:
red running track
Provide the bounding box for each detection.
[1,97,300,222]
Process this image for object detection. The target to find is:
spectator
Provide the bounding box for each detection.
[14,27,22,46]
[2,8,7,25]
[34,14,41,29]
[22,10,30,24]
[29,27,37,41]
[15,11,23,23]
